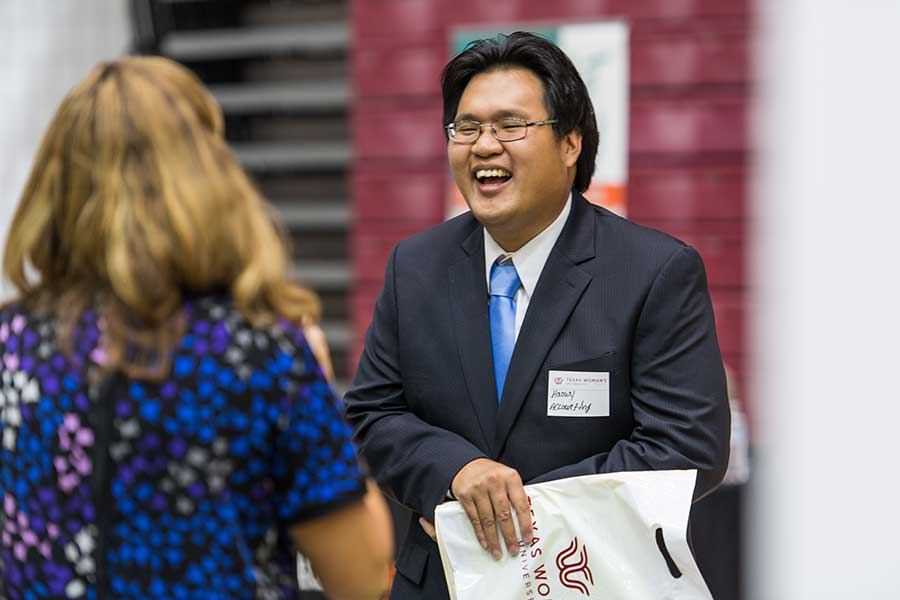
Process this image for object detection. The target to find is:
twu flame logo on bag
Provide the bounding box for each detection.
[556,537,594,595]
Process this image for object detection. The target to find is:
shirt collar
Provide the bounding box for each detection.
[483,192,573,298]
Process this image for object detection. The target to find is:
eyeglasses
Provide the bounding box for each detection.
[445,117,559,144]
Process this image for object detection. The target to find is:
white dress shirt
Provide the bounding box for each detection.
[483,193,572,340]
[446,194,573,499]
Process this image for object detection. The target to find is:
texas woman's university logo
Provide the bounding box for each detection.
[556,537,595,596]
[554,376,564,385]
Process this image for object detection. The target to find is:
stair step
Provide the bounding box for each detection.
[210,80,348,113]
[292,260,351,290]
[243,1,347,27]
[320,320,352,349]
[273,202,349,229]
[231,141,349,172]
[152,1,354,380]
[161,23,348,61]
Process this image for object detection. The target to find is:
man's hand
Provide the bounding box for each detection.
[419,517,436,542]
[450,458,533,560]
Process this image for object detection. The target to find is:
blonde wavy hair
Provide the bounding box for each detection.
[3,56,320,378]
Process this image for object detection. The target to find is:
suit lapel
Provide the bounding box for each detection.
[448,224,499,451]
[493,194,596,454]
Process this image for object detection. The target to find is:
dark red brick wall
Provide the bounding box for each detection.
[350,0,751,408]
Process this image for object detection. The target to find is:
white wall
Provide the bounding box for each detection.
[0,1,130,300]
[753,0,900,597]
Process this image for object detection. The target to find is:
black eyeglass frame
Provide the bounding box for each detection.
[444,117,559,144]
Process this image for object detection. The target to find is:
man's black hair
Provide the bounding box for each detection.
[441,31,599,193]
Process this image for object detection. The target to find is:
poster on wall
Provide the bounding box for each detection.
[446,22,629,219]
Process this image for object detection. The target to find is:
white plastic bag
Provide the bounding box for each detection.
[434,470,713,600]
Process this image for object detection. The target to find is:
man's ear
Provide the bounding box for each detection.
[560,129,582,168]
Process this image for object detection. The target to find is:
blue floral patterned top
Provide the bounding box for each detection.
[0,295,366,599]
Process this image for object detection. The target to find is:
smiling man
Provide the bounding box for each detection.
[345,32,730,600]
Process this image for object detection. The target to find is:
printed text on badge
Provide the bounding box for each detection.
[547,370,610,417]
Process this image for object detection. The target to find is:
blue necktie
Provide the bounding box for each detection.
[489,257,521,403]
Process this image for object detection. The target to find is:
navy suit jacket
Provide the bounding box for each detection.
[345,193,730,600]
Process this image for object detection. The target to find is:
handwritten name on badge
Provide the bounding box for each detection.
[547,370,610,417]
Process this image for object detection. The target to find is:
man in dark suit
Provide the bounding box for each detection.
[345,32,730,600]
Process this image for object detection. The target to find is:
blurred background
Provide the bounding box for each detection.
[2,1,897,598]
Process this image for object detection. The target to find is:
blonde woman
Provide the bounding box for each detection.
[0,57,391,600]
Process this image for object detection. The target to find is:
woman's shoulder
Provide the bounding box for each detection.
[0,299,31,323]
[185,294,318,373]
[0,299,56,340]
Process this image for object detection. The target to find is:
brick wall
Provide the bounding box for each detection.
[350,0,751,407]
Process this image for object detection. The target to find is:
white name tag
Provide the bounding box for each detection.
[547,370,610,417]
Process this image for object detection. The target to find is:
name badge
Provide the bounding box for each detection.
[547,370,610,417]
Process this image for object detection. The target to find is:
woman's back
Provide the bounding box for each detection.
[1,55,391,600]
[0,294,366,599]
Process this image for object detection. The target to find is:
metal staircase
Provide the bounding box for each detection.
[131,0,353,392]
